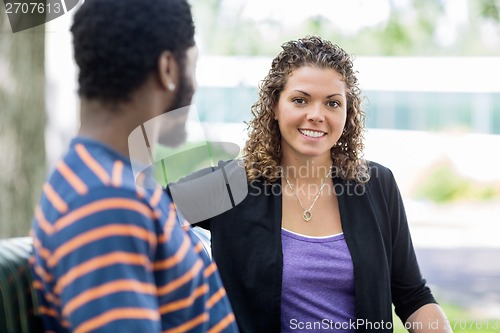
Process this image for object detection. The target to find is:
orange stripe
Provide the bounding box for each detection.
[33,280,43,290]
[55,252,150,295]
[149,187,163,208]
[43,183,68,213]
[63,280,156,317]
[38,306,58,317]
[57,161,88,195]
[75,308,159,333]
[154,208,162,220]
[75,143,110,185]
[207,313,236,333]
[136,172,146,189]
[48,224,156,268]
[162,313,208,333]
[159,204,177,243]
[44,291,60,306]
[206,287,227,308]
[194,242,204,254]
[136,186,146,199]
[160,284,208,314]
[157,259,204,296]
[204,262,217,278]
[32,235,51,260]
[153,234,190,270]
[111,160,124,187]
[34,264,52,283]
[53,198,155,233]
[35,206,54,235]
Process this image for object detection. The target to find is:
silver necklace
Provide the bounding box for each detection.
[283,166,332,222]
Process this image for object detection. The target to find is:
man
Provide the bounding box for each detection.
[30,0,238,332]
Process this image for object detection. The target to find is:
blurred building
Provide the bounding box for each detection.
[195,56,500,134]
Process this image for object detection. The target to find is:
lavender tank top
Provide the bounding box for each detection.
[281,228,356,333]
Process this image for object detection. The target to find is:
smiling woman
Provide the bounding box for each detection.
[194,36,453,333]
[244,36,368,185]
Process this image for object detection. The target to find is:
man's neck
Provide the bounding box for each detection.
[78,99,152,158]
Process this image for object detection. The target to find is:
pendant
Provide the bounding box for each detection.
[303,210,312,222]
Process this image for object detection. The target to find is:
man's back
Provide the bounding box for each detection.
[31,137,237,332]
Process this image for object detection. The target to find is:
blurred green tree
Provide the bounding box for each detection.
[479,0,500,21]
[191,0,500,56]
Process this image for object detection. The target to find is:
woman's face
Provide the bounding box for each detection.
[274,65,347,163]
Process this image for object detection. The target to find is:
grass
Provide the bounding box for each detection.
[151,141,238,186]
[393,304,499,332]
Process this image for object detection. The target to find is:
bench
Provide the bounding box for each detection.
[0,237,44,333]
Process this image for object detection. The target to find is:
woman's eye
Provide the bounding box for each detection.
[292,98,306,104]
[328,100,340,108]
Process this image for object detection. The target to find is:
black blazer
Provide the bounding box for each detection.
[195,161,436,332]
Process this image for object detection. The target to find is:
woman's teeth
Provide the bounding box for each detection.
[299,129,326,138]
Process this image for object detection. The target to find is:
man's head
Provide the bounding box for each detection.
[71,0,196,110]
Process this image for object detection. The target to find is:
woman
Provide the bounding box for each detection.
[197,36,451,333]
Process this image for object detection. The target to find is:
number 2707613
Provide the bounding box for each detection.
[5,2,62,14]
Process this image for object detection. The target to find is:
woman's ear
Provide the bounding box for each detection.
[273,106,279,121]
[157,51,179,92]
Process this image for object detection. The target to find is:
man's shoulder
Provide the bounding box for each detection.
[56,139,144,196]
[38,140,170,224]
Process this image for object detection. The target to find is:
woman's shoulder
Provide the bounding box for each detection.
[365,160,398,189]
[366,160,393,177]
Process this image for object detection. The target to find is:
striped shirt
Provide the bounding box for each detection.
[30,137,238,333]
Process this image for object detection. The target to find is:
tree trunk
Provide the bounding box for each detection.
[0,12,46,237]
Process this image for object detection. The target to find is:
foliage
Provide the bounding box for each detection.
[190,0,500,56]
[479,0,500,22]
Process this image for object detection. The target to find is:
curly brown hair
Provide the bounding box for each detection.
[243,36,369,183]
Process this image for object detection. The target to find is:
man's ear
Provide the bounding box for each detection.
[157,51,179,92]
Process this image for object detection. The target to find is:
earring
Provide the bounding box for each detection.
[167,82,176,91]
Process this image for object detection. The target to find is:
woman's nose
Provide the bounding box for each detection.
[307,104,324,123]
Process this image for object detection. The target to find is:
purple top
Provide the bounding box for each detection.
[281,228,356,332]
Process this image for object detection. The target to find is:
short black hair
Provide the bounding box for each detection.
[71,0,195,103]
